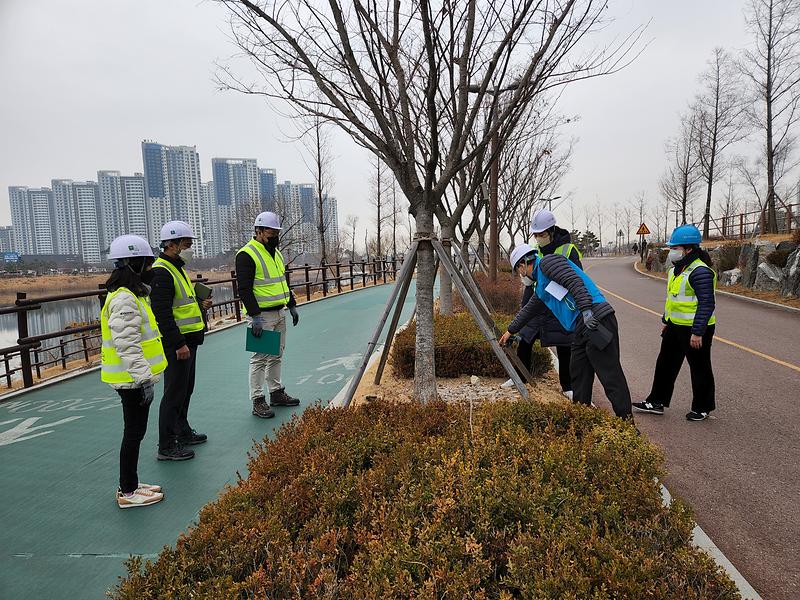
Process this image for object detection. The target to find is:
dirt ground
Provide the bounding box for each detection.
[350,347,567,409]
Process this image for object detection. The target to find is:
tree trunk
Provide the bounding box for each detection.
[460,239,470,268]
[765,4,778,234]
[438,224,454,316]
[414,205,437,403]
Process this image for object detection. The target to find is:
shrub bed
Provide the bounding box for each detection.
[112,401,739,599]
[454,271,522,315]
[766,248,791,268]
[391,312,552,379]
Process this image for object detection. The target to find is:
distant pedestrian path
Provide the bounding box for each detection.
[0,283,415,599]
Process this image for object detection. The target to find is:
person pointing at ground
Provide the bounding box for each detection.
[499,245,634,420]
[236,211,301,419]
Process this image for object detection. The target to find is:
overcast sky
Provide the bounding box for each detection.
[0,0,755,241]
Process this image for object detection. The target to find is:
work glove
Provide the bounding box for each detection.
[251,315,265,338]
[289,306,299,327]
[140,381,155,407]
[582,309,599,331]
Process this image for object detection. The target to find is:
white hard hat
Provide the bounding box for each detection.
[108,235,154,260]
[254,211,282,230]
[530,209,557,234]
[160,220,196,242]
[510,243,536,270]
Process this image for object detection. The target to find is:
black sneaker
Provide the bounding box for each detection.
[178,429,207,445]
[270,388,300,407]
[252,397,275,419]
[686,411,709,421]
[632,401,664,415]
[157,443,195,461]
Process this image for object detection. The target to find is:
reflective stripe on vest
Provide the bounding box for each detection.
[100,288,167,384]
[237,240,291,313]
[538,243,582,261]
[152,258,205,334]
[664,259,717,327]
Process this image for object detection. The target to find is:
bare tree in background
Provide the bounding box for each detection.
[344,214,359,260]
[301,114,335,264]
[217,0,644,401]
[719,162,742,237]
[660,111,703,225]
[369,155,391,259]
[741,0,800,233]
[695,47,747,239]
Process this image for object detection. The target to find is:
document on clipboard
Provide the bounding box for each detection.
[544,280,569,301]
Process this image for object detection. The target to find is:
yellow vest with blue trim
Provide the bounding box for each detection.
[237,240,291,314]
[664,258,717,326]
[100,288,168,384]
[152,258,205,334]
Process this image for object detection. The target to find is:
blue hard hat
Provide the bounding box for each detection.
[667,224,702,246]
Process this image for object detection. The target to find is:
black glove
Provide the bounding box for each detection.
[582,309,599,331]
[140,382,155,407]
[289,306,299,327]
[251,315,265,338]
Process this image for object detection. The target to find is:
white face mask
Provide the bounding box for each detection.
[521,275,534,287]
[534,234,550,247]
[667,248,684,264]
[179,248,194,264]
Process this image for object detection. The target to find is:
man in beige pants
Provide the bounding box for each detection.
[235,212,301,418]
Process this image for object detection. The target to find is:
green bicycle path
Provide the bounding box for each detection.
[0,283,415,599]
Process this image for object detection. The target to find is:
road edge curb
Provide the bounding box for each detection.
[632,260,800,314]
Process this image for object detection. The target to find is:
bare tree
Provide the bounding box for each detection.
[344,214,359,261]
[719,162,742,237]
[368,155,391,259]
[741,0,800,233]
[218,0,644,401]
[695,47,747,238]
[660,111,703,224]
[301,115,336,264]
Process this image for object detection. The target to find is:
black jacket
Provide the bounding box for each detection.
[150,253,205,349]
[509,253,614,337]
[665,249,716,336]
[518,228,582,346]
[235,239,297,316]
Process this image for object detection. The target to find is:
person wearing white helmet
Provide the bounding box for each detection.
[150,221,212,461]
[101,235,166,508]
[236,211,301,418]
[503,236,581,400]
[499,245,634,421]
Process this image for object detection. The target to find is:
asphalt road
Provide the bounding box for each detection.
[584,256,800,600]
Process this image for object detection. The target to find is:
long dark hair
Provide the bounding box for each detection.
[685,245,714,269]
[105,258,152,297]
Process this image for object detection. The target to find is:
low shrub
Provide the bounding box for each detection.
[454,271,522,315]
[766,248,791,268]
[715,243,744,273]
[392,312,552,379]
[112,400,740,600]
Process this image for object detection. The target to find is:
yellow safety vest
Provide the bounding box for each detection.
[538,242,582,261]
[237,240,291,314]
[152,258,204,334]
[664,258,717,327]
[100,288,168,384]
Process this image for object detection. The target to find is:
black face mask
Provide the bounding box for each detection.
[264,236,279,252]
[140,269,155,285]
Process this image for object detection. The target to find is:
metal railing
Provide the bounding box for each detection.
[0,258,401,391]
[697,203,798,240]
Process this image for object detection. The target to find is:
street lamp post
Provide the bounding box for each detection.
[538,195,562,212]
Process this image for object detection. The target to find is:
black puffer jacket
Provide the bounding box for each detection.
[518,227,582,346]
[664,248,716,336]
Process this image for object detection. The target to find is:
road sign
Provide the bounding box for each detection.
[3,252,20,263]
[636,223,651,236]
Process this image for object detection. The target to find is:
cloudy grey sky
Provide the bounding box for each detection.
[0,0,754,240]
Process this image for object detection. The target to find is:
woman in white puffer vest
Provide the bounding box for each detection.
[101,235,168,509]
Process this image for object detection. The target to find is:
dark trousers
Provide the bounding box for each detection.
[516,340,572,391]
[158,345,197,449]
[118,388,150,494]
[646,323,715,413]
[570,314,633,418]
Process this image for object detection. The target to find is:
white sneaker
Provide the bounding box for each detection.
[562,390,573,401]
[500,378,515,389]
[137,482,162,493]
[117,488,164,509]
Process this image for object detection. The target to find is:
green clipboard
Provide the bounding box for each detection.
[246,327,281,355]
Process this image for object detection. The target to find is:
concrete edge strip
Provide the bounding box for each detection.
[0,280,398,404]
[547,346,761,597]
[659,485,762,599]
[328,318,414,410]
[632,259,800,314]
